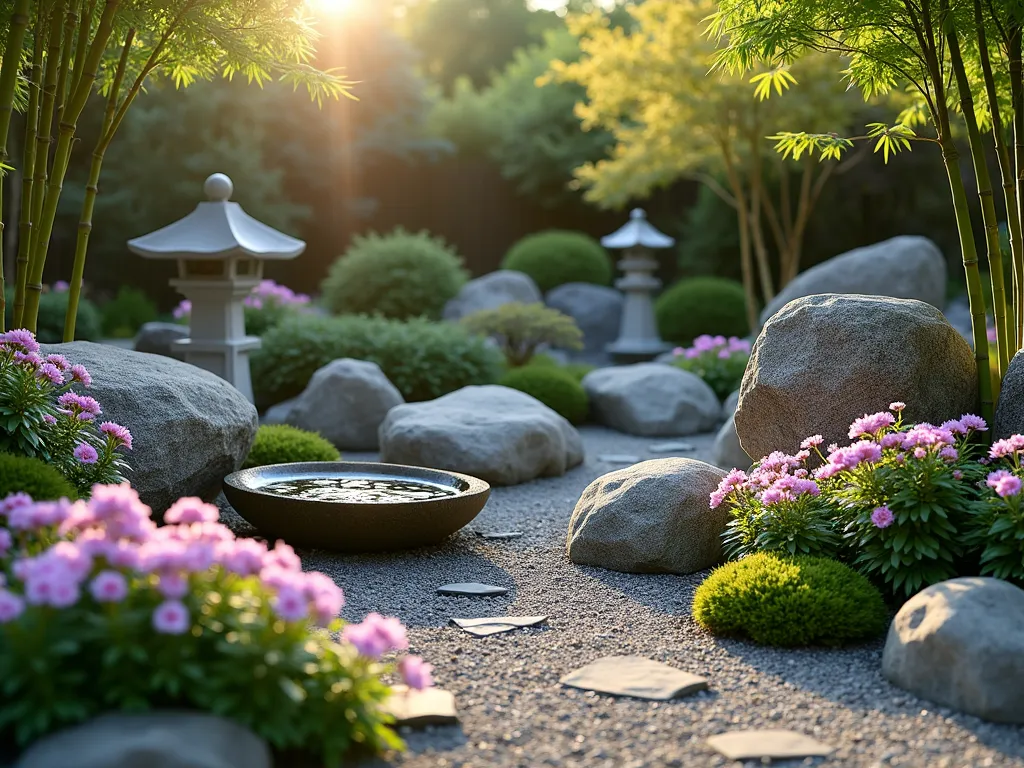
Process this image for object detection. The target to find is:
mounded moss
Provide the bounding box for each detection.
[0,453,77,501]
[243,425,341,469]
[498,366,589,424]
[692,552,890,647]
[655,277,749,346]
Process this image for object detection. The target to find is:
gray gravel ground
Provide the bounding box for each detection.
[220,427,1024,768]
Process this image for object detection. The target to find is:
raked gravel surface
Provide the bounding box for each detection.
[219,426,1024,768]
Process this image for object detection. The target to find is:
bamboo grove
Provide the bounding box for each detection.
[0,0,348,341]
[710,0,1024,423]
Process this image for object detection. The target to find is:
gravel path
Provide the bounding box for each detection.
[222,427,1024,768]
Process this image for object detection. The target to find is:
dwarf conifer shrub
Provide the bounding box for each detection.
[461,302,583,367]
[692,552,890,647]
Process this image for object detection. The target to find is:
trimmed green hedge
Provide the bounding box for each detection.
[251,314,502,409]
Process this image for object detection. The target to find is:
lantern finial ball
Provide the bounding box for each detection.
[630,208,646,220]
[204,173,233,202]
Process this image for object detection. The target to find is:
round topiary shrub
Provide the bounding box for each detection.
[691,552,890,647]
[321,228,469,320]
[251,314,502,409]
[501,230,613,293]
[243,425,341,469]
[0,453,77,501]
[655,277,749,346]
[499,366,589,424]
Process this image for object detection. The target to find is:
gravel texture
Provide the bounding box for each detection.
[219,427,1024,768]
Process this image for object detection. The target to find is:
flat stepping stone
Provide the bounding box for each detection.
[597,454,641,464]
[437,583,508,597]
[383,685,458,727]
[451,616,547,637]
[706,730,835,761]
[648,441,695,453]
[475,530,523,540]
[559,655,708,701]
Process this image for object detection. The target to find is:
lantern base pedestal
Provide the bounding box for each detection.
[605,339,673,365]
[172,335,262,403]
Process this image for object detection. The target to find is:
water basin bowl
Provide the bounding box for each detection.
[223,461,491,552]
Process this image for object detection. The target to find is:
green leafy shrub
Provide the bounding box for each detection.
[243,425,341,469]
[501,230,613,292]
[461,302,583,367]
[499,366,589,424]
[669,334,751,401]
[0,453,77,501]
[692,552,890,647]
[251,314,502,409]
[321,229,468,320]
[0,485,429,765]
[100,286,158,338]
[4,286,101,343]
[655,277,749,346]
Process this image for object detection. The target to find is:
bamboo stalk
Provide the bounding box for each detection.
[53,2,79,126]
[948,25,1011,379]
[13,15,43,328]
[1009,22,1024,345]
[24,0,66,333]
[22,0,119,332]
[64,27,135,341]
[0,0,32,332]
[976,0,1023,354]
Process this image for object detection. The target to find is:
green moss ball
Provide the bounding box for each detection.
[498,366,589,424]
[243,425,341,469]
[0,453,77,501]
[655,277,749,346]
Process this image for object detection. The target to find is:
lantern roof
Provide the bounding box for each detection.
[600,208,675,250]
[127,173,306,261]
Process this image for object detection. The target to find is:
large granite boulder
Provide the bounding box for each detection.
[759,236,947,326]
[41,342,258,514]
[379,385,583,485]
[17,711,271,768]
[582,364,720,436]
[567,458,728,574]
[546,283,623,358]
[442,270,542,321]
[882,578,1024,723]
[735,295,977,460]
[710,413,752,471]
[132,322,188,360]
[280,359,403,450]
[993,350,1024,440]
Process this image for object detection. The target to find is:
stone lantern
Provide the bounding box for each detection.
[127,173,305,402]
[601,208,675,363]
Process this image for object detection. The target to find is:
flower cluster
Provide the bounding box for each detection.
[972,432,1024,582]
[0,485,429,760]
[0,329,131,493]
[174,280,312,336]
[671,335,751,400]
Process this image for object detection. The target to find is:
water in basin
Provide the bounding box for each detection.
[258,476,460,503]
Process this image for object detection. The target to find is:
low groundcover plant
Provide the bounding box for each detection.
[712,402,1011,598]
[0,329,131,495]
[0,485,430,764]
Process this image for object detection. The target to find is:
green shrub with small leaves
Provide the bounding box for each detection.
[321,228,469,320]
[499,366,589,424]
[0,453,77,501]
[4,287,101,343]
[692,552,890,647]
[243,425,341,469]
[501,230,613,293]
[100,287,158,338]
[655,277,749,346]
[462,302,584,367]
[251,314,502,409]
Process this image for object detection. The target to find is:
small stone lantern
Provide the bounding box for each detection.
[127,173,305,402]
[602,208,675,363]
